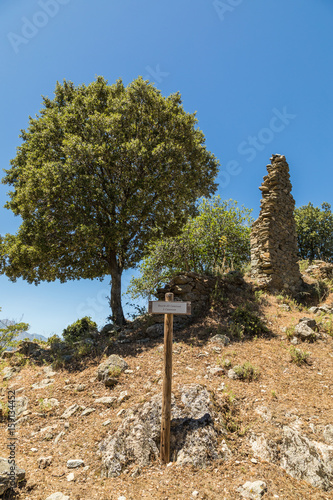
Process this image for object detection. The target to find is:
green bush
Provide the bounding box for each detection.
[289,346,310,365]
[62,317,97,344]
[233,361,260,381]
[230,306,268,339]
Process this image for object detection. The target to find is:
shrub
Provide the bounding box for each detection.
[62,317,97,344]
[230,306,268,339]
[233,362,260,381]
[289,346,310,365]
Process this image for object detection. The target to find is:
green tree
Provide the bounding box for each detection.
[128,196,253,299]
[295,202,333,262]
[0,77,219,325]
[0,308,29,354]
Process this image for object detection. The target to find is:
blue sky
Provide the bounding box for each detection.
[1,0,332,337]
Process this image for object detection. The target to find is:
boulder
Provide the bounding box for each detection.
[97,355,128,387]
[99,384,230,477]
[237,480,267,499]
[293,321,319,341]
[0,457,25,496]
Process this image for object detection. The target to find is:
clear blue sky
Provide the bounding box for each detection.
[1,0,332,337]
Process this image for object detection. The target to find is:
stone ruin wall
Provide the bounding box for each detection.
[251,154,303,294]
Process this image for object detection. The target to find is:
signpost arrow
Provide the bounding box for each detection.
[149,293,191,464]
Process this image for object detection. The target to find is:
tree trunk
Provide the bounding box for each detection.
[109,252,126,326]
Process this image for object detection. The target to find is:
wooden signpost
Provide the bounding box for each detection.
[149,293,191,464]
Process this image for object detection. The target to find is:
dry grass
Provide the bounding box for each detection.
[1,277,333,500]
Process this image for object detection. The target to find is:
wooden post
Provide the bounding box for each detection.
[160,292,174,464]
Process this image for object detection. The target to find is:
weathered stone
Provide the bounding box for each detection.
[294,322,319,341]
[227,369,239,380]
[95,397,117,407]
[210,334,230,346]
[2,366,18,381]
[45,493,70,500]
[38,456,53,469]
[0,457,25,496]
[32,378,55,390]
[97,355,128,387]
[81,407,96,416]
[99,384,230,477]
[251,155,303,294]
[67,459,84,468]
[146,324,164,338]
[61,404,81,419]
[237,480,267,499]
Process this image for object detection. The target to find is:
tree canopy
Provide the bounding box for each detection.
[0,76,219,324]
[128,196,253,299]
[295,202,333,262]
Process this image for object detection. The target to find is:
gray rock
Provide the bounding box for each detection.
[45,493,70,500]
[324,425,333,445]
[95,397,117,407]
[210,334,230,346]
[227,369,239,380]
[67,459,84,468]
[309,306,319,314]
[251,426,333,491]
[41,398,59,410]
[237,480,267,499]
[2,366,18,381]
[32,378,55,390]
[294,322,319,341]
[298,317,317,329]
[38,456,53,469]
[75,384,86,392]
[146,324,164,337]
[61,404,81,419]
[0,457,25,496]
[81,407,96,416]
[208,366,224,376]
[99,384,230,477]
[97,355,128,387]
[15,396,29,417]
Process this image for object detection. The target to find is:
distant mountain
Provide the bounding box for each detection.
[0,319,48,345]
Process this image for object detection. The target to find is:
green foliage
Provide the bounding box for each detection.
[289,346,310,365]
[233,361,260,381]
[47,334,61,345]
[0,76,219,325]
[62,316,97,344]
[230,306,268,339]
[0,307,29,354]
[128,196,253,298]
[295,202,333,262]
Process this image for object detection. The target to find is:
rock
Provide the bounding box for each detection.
[43,366,57,377]
[81,407,96,416]
[75,384,86,392]
[2,366,18,381]
[251,426,333,491]
[54,431,65,445]
[309,306,319,314]
[237,480,267,499]
[118,391,129,404]
[45,493,70,500]
[66,472,75,481]
[97,355,128,387]
[41,398,59,410]
[294,322,319,341]
[61,404,81,419]
[95,397,117,407]
[146,324,164,338]
[298,317,317,329]
[32,378,55,390]
[99,384,230,477]
[0,457,25,496]
[208,366,224,376]
[38,456,53,469]
[210,334,230,346]
[40,425,58,440]
[227,369,239,380]
[323,425,333,445]
[67,459,85,468]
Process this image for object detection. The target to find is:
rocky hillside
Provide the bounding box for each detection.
[1,262,333,500]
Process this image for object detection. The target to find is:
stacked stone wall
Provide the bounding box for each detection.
[251,154,303,294]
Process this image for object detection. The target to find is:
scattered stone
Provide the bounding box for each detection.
[32,378,55,390]
[75,384,86,392]
[227,369,239,380]
[294,321,319,342]
[208,366,224,376]
[118,391,129,404]
[54,431,65,445]
[38,456,53,469]
[2,366,18,381]
[41,398,59,410]
[45,493,70,500]
[237,480,267,499]
[210,334,230,345]
[323,425,333,445]
[251,155,303,294]
[81,407,96,417]
[14,396,29,417]
[309,306,319,314]
[97,355,128,387]
[66,472,75,481]
[67,459,85,469]
[103,419,112,426]
[61,404,81,419]
[99,384,230,477]
[95,397,117,407]
[40,425,58,440]
[0,457,25,496]
[43,366,57,377]
[192,492,200,498]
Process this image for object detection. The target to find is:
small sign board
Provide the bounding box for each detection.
[148,300,191,315]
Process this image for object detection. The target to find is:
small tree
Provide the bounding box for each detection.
[128,196,253,299]
[1,77,219,325]
[0,308,29,354]
[295,202,333,262]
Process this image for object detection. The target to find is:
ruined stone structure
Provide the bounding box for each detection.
[251,154,303,293]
